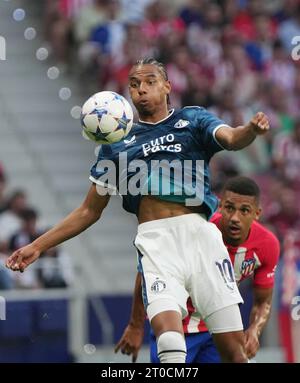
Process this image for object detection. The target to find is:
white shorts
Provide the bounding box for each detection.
[135,213,243,323]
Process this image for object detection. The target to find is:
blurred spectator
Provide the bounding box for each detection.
[267,188,300,242]
[44,0,73,66]
[166,46,191,108]
[259,83,294,138]
[178,0,204,27]
[8,208,43,289]
[9,208,72,289]
[74,0,107,43]
[0,252,14,290]
[38,247,73,289]
[44,0,95,66]
[120,0,154,23]
[232,0,269,41]
[141,0,186,51]
[90,0,125,68]
[278,230,300,363]
[0,190,27,253]
[76,0,126,92]
[272,118,300,185]
[279,3,300,54]
[227,42,258,106]
[267,39,296,92]
[9,208,40,251]
[0,164,7,214]
[245,14,276,71]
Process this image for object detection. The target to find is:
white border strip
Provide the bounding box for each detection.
[89,175,117,193]
[212,124,231,150]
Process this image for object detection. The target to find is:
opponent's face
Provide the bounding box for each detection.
[128,64,171,116]
[219,191,261,245]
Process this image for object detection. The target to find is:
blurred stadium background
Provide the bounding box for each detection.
[0,0,300,363]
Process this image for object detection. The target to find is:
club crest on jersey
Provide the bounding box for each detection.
[240,259,256,277]
[174,119,190,129]
[151,279,166,293]
[124,135,136,146]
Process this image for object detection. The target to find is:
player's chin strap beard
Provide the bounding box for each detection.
[139,108,153,118]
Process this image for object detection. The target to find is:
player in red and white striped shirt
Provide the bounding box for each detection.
[116,176,280,363]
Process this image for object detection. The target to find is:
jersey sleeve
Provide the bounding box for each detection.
[89,144,117,193]
[194,107,230,155]
[253,235,280,289]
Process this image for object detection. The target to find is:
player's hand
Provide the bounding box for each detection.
[114,324,144,363]
[6,243,41,273]
[248,112,270,135]
[244,328,260,359]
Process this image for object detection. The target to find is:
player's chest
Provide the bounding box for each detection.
[229,246,261,282]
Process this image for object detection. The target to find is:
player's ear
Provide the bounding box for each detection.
[165,80,171,96]
[255,207,262,220]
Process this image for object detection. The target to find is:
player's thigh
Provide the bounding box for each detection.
[136,231,189,321]
[189,222,243,319]
[204,303,243,335]
[212,331,245,360]
[205,304,246,362]
[150,308,183,338]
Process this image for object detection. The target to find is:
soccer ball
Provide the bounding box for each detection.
[80,91,134,144]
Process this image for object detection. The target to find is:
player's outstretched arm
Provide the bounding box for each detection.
[216,112,269,151]
[6,183,110,272]
[244,287,273,359]
[115,272,145,362]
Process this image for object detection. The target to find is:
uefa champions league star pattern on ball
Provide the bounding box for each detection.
[81,91,134,144]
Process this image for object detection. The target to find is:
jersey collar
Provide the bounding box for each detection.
[138,109,175,125]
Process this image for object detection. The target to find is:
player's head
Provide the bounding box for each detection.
[128,57,171,117]
[219,176,261,246]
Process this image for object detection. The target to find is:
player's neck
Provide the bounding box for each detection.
[139,106,170,124]
[223,236,244,247]
[222,231,250,247]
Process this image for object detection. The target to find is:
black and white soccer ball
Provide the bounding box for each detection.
[80,91,134,144]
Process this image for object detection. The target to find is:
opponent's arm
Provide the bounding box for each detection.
[216,112,269,151]
[6,183,110,272]
[244,287,273,359]
[115,272,145,362]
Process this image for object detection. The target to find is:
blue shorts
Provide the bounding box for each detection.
[150,331,221,363]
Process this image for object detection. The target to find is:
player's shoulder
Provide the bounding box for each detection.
[251,220,280,249]
[181,105,205,118]
[96,140,119,159]
[210,212,221,225]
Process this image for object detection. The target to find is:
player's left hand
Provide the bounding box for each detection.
[248,112,270,135]
[114,324,144,363]
[244,328,260,359]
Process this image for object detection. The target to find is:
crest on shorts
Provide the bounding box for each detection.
[151,279,166,293]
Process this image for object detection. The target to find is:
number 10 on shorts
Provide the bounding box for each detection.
[215,259,235,290]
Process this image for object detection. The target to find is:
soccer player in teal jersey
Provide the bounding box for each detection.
[6,58,269,363]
